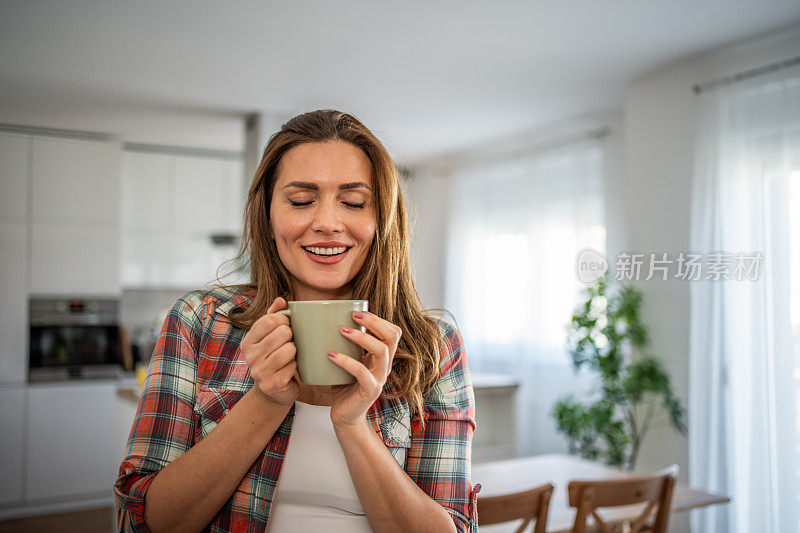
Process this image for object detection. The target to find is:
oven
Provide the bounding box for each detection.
[28,297,127,381]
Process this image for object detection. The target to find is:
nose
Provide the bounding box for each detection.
[310,198,344,235]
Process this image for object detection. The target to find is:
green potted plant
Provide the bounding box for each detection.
[551,276,687,470]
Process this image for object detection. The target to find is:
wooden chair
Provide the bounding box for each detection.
[478,482,554,533]
[567,464,678,533]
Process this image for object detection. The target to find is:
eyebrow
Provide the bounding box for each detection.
[282,181,372,192]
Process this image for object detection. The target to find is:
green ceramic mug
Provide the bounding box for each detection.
[277,300,368,385]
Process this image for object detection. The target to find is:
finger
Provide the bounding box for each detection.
[293,366,304,386]
[252,323,293,359]
[340,326,389,373]
[245,305,289,346]
[327,351,380,397]
[352,311,402,348]
[247,342,295,382]
[271,360,298,390]
[261,341,297,371]
[267,296,288,314]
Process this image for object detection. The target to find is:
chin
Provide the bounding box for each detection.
[301,278,353,295]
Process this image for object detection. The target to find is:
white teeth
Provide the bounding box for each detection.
[304,246,348,256]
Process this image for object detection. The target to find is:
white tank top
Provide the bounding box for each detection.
[266,401,373,532]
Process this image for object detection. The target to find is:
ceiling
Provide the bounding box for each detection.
[1,1,799,165]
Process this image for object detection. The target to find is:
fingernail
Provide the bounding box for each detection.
[353,311,364,319]
[341,325,352,333]
[363,310,372,315]
[327,350,337,358]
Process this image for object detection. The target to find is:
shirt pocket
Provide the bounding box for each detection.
[193,387,247,439]
[378,404,412,469]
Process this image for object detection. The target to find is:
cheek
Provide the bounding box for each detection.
[271,212,304,243]
[356,219,376,248]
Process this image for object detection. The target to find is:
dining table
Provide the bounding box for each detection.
[472,453,730,532]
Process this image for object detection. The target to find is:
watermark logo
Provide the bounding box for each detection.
[575,250,764,283]
[576,248,608,284]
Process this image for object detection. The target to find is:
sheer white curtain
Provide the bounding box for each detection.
[689,64,800,533]
[444,141,605,456]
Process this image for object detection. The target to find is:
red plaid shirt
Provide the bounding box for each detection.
[114,287,480,532]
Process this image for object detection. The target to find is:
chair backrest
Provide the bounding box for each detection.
[567,464,678,533]
[478,482,554,533]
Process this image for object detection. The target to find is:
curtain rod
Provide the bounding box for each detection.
[692,55,800,94]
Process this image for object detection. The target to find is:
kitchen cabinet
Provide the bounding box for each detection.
[120,150,245,290]
[115,383,139,461]
[0,133,29,219]
[31,137,121,223]
[122,230,244,289]
[0,222,27,383]
[30,222,120,295]
[26,382,118,502]
[472,374,519,463]
[24,135,122,295]
[121,151,172,230]
[173,155,243,233]
[0,387,25,506]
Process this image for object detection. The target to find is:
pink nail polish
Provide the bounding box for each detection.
[353,311,364,319]
[327,350,337,358]
[341,325,352,333]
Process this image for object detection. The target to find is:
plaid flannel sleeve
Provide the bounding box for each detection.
[405,318,480,532]
[113,291,204,532]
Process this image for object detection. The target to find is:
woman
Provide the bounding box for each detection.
[114,110,480,532]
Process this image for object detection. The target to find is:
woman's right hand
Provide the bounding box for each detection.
[242,297,301,406]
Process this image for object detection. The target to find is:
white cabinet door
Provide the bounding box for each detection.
[116,393,139,463]
[473,383,519,463]
[26,382,118,501]
[121,230,197,288]
[120,151,244,290]
[0,133,29,219]
[0,222,27,383]
[0,387,25,505]
[31,222,120,295]
[121,151,171,230]
[223,158,244,230]
[31,137,121,223]
[173,155,232,233]
[122,229,242,289]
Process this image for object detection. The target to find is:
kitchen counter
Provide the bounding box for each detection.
[471,373,519,391]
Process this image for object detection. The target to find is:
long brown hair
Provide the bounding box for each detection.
[213,109,447,425]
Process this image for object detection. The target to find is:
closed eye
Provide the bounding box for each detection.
[289,200,366,209]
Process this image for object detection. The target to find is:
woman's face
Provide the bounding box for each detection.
[269,141,377,301]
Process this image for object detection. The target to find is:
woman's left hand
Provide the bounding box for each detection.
[327,310,401,431]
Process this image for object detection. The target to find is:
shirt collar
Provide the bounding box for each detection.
[213,287,256,318]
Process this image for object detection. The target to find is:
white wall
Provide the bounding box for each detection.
[623,25,800,532]
[404,166,451,310]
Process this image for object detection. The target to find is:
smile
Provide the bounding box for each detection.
[302,246,349,256]
[302,246,352,265]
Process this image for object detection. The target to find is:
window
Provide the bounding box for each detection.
[443,140,606,455]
